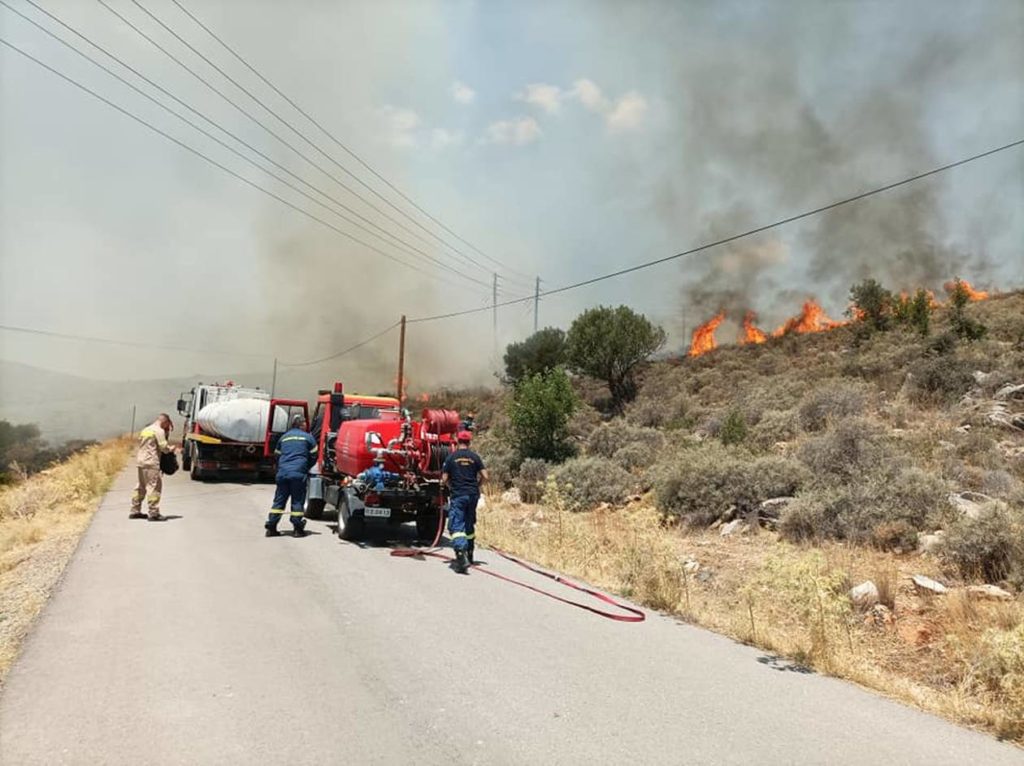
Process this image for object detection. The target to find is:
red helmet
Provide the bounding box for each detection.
[456,430,473,443]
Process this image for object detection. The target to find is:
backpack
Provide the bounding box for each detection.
[160,450,179,476]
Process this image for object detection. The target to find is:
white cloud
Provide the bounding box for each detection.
[483,116,542,146]
[451,81,476,104]
[606,91,648,132]
[379,106,421,147]
[431,128,464,149]
[570,78,609,112]
[518,83,563,114]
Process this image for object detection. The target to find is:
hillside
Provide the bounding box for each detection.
[432,290,1024,741]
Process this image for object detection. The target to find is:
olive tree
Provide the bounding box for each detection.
[503,327,567,384]
[566,305,666,410]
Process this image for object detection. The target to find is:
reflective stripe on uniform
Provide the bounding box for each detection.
[451,531,467,539]
[270,507,285,512]
[465,533,475,540]
[140,429,155,438]
[280,435,307,443]
[289,511,304,517]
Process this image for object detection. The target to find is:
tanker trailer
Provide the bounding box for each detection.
[177,381,289,481]
[327,408,460,541]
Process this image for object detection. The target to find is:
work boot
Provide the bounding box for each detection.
[292,527,307,538]
[128,512,146,520]
[265,527,281,537]
[454,549,469,574]
[467,542,475,566]
[147,513,166,522]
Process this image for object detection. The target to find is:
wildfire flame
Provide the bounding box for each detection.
[944,279,989,302]
[739,311,768,345]
[771,299,845,337]
[688,311,725,357]
[417,392,431,404]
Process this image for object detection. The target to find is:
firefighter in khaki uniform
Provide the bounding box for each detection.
[130,413,176,521]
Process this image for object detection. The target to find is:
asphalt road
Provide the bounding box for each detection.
[1,469,1020,765]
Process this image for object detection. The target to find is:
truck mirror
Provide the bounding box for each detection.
[176,398,188,416]
[365,431,384,449]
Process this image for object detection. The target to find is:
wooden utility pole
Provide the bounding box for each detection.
[270,357,278,400]
[533,276,540,333]
[397,314,407,406]
[130,404,137,436]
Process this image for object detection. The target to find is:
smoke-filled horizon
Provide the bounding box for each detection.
[2,0,1022,389]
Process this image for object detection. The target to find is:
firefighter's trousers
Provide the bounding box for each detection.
[267,476,307,531]
[130,466,162,517]
[447,493,479,552]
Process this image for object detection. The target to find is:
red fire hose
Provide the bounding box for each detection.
[390,494,645,623]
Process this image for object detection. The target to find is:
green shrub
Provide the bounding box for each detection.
[948,278,989,342]
[871,520,920,552]
[849,278,894,332]
[654,444,808,526]
[719,409,748,446]
[503,327,567,384]
[941,507,1024,584]
[508,368,579,462]
[586,421,664,458]
[907,356,975,406]
[473,430,518,488]
[550,456,635,511]
[797,418,894,483]
[514,458,549,503]
[797,381,869,432]
[612,442,657,472]
[749,409,801,450]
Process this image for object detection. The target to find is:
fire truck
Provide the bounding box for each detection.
[265,383,457,542]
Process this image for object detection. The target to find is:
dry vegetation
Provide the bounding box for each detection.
[0,438,129,681]
[456,291,1024,742]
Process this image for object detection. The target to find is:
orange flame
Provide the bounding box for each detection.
[688,311,725,357]
[417,392,431,404]
[944,279,989,301]
[772,300,844,337]
[739,311,768,345]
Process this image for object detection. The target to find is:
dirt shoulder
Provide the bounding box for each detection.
[0,440,129,682]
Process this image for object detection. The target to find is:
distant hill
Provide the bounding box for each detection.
[0,361,276,443]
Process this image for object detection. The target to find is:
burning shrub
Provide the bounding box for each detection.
[586,421,664,458]
[797,381,870,432]
[514,458,549,504]
[941,507,1024,585]
[907,356,975,406]
[549,456,635,512]
[653,444,808,526]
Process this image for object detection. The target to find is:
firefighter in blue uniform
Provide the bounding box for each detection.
[442,430,488,573]
[266,414,318,538]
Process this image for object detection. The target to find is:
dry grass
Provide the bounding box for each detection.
[0,438,130,680]
[479,492,1024,744]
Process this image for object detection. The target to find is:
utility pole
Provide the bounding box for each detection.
[397,314,407,407]
[492,273,498,350]
[270,357,278,400]
[533,276,540,333]
[129,404,137,436]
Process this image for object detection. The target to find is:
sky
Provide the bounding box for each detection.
[1,0,1022,393]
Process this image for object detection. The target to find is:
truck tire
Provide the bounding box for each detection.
[305,497,326,521]
[189,444,205,481]
[181,442,192,471]
[416,512,441,543]
[336,495,365,541]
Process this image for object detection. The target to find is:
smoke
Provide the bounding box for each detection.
[656,4,1020,327]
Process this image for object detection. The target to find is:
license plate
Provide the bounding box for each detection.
[364,507,390,519]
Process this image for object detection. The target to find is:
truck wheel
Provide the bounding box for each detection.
[416,513,441,543]
[305,497,326,521]
[182,443,192,471]
[336,496,365,541]
[189,444,204,481]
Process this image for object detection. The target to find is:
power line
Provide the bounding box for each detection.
[99,0,522,289]
[277,322,400,367]
[168,0,535,285]
[0,322,269,358]
[4,0,490,291]
[0,34,478,291]
[408,137,1024,323]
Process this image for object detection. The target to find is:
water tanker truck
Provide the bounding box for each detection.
[265,383,457,541]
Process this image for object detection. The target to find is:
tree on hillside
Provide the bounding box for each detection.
[565,306,666,410]
[849,278,893,332]
[508,368,578,462]
[948,278,987,341]
[503,327,567,384]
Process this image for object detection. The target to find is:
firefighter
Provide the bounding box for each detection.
[441,430,488,573]
[266,414,318,538]
[129,413,176,521]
